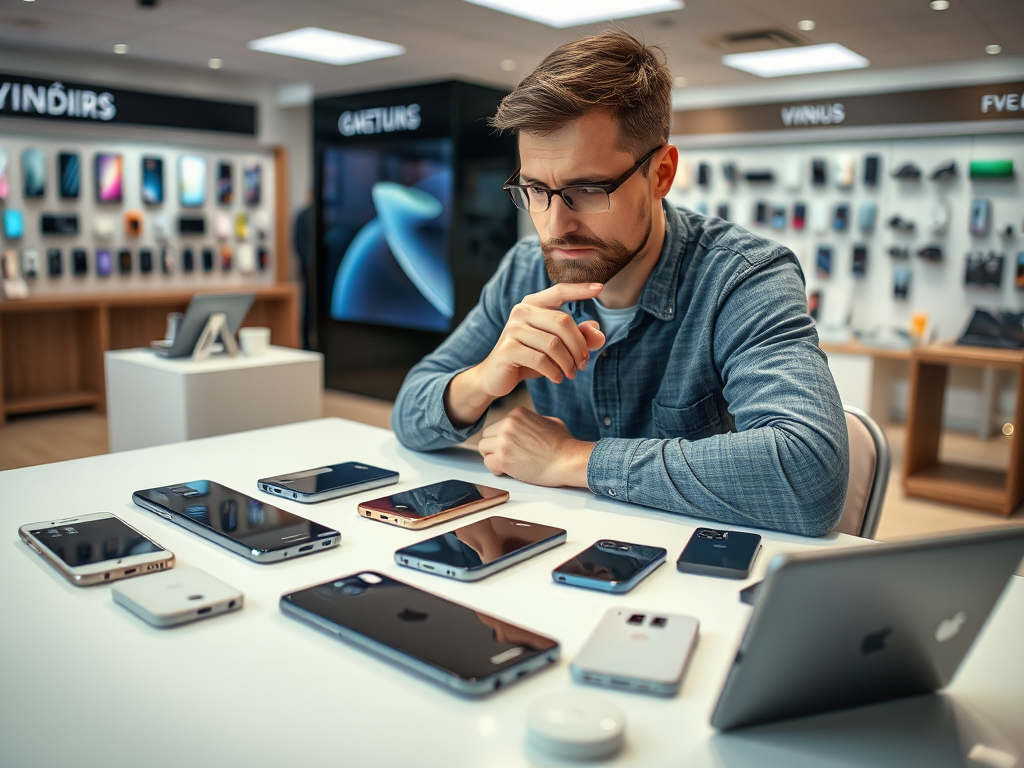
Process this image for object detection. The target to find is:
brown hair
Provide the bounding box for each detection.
[490,29,673,163]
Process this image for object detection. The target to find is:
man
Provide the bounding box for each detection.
[392,30,849,537]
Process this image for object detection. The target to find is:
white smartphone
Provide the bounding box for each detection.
[112,567,243,628]
[570,607,699,697]
[19,512,174,586]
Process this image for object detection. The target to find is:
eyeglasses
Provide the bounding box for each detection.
[502,145,662,214]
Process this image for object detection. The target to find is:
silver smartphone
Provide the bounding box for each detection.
[570,607,700,697]
[258,461,399,503]
[394,516,566,581]
[19,512,174,586]
[112,567,243,628]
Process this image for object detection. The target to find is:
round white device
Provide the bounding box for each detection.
[526,692,626,760]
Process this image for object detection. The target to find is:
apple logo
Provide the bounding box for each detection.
[860,627,891,656]
[935,610,967,643]
[398,608,428,622]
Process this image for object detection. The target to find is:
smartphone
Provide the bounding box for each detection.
[19,512,174,586]
[202,247,214,272]
[716,202,730,221]
[220,244,232,271]
[721,162,737,185]
[257,246,269,271]
[792,202,807,230]
[179,155,207,207]
[571,607,700,697]
[894,267,911,299]
[816,245,833,278]
[59,152,80,199]
[864,154,880,187]
[21,248,40,279]
[852,244,868,277]
[833,203,849,232]
[259,461,399,503]
[1016,253,1024,290]
[808,289,821,321]
[217,161,233,204]
[161,246,175,274]
[112,567,242,628]
[181,246,194,273]
[47,248,62,277]
[131,480,341,564]
[754,201,768,225]
[0,147,8,201]
[22,148,46,197]
[676,527,761,579]
[359,480,509,530]
[72,248,88,276]
[552,540,666,593]
[280,571,560,696]
[243,162,261,205]
[771,205,786,230]
[96,249,113,277]
[696,162,710,188]
[142,156,164,205]
[970,199,991,237]
[139,247,153,273]
[95,153,123,203]
[811,158,826,186]
[395,516,567,582]
[118,248,132,274]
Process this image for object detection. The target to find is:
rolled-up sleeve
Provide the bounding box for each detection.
[586,254,849,537]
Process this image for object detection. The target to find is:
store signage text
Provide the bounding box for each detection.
[981,92,1023,113]
[0,80,116,121]
[780,102,845,127]
[338,104,421,136]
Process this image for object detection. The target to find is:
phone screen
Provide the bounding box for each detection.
[374,480,487,519]
[266,462,396,495]
[852,245,868,277]
[243,162,261,205]
[59,152,80,198]
[217,162,233,204]
[95,153,123,203]
[22,148,45,197]
[29,517,164,567]
[142,157,164,205]
[96,249,112,276]
[118,249,132,274]
[811,159,826,186]
[396,517,564,571]
[554,540,666,584]
[179,155,207,207]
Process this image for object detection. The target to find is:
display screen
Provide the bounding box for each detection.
[179,155,206,207]
[283,572,557,682]
[30,516,163,567]
[59,152,80,199]
[264,462,397,495]
[95,153,123,203]
[397,517,564,571]
[134,480,337,552]
[322,139,454,333]
[96,249,112,276]
[217,161,233,204]
[243,162,260,205]
[142,156,164,205]
[23,148,46,197]
[370,480,485,519]
[554,541,666,584]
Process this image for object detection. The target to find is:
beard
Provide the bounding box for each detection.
[541,196,652,285]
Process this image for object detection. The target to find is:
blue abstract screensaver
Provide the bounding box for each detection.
[322,140,453,333]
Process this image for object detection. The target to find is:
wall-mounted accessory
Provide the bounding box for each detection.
[243,162,261,205]
[930,200,951,236]
[139,247,153,273]
[918,245,943,262]
[888,246,910,260]
[833,204,849,232]
[792,202,806,230]
[1016,253,1024,290]
[744,169,774,183]
[118,248,132,275]
[808,290,821,321]
[771,205,786,230]
[95,153,123,203]
[697,162,710,188]
[833,154,855,190]
[72,248,88,276]
[94,215,115,240]
[857,201,877,233]
[964,251,1004,288]
[40,213,79,236]
[716,202,730,220]
[893,267,910,299]
[3,209,24,239]
[46,248,62,277]
[816,245,833,278]
[21,248,40,279]
[214,211,231,240]
[96,248,113,277]
[179,155,207,207]
[930,160,957,182]
[125,211,143,238]
[810,158,827,187]
[201,247,214,272]
[969,199,991,236]
[234,213,249,241]
[969,160,1014,180]
[2,250,28,299]
[754,201,768,226]
[217,161,233,205]
[161,246,176,274]
[22,148,46,197]
[236,242,256,273]
[152,215,171,242]
[178,215,206,235]
[863,155,880,187]
[58,152,80,199]
[142,156,164,205]
[0,147,9,200]
[808,200,829,234]
[998,222,1016,239]
[257,246,269,271]
[781,157,801,191]
[852,245,868,277]
[220,244,232,271]
[181,247,194,273]
[892,162,922,181]
[888,215,915,233]
[722,162,737,186]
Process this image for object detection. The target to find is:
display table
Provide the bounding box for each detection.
[104,346,322,451]
[1,418,1021,767]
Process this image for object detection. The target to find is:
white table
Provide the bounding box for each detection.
[1,418,1021,768]
[104,346,322,451]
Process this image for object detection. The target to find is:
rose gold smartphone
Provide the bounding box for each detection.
[358,480,509,530]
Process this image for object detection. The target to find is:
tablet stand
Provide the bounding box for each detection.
[191,312,239,361]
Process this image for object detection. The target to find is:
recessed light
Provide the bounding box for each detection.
[462,0,683,29]
[929,0,950,10]
[723,43,869,78]
[673,76,687,88]
[985,44,1002,55]
[23,0,37,4]
[248,27,405,66]
[500,59,518,71]
[797,19,816,31]
[113,44,129,55]
[208,58,223,69]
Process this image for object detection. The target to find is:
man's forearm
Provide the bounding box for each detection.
[444,365,496,429]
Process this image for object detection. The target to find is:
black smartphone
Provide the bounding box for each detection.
[716,202,730,221]
[142,156,164,205]
[754,201,768,225]
[816,245,833,278]
[811,158,826,186]
[259,461,399,503]
[72,248,88,276]
[553,540,666,593]
[47,248,62,277]
[792,202,807,230]
[217,161,233,204]
[852,244,868,277]
[118,248,132,275]
[722,162,737,185]
[178,216,205,235]
[894,267,911,299]
[280,571,559,696]
[257,246,269,271]
[395,516,567,582]
[833,204,849,232]
[132,480,341,564]
[864,154,880,187]
[202,247,215,272]
[697,162,710,187]
[59,152,80,199]
[139,247,153,273]
[676,527,761,579]
[181,246,194,273]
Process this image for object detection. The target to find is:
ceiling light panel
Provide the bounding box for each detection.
[248,27,405,66]
[463,0,683,29]
[723,43,869,78]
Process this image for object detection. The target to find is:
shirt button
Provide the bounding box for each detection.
[668,307,674,315]
[608,489,617,497]
[603,416,612,427]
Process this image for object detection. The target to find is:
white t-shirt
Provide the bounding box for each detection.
[591,299,637,341]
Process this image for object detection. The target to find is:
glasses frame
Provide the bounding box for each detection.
[502,144,663,214]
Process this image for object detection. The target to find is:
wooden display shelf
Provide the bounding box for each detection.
[0,284,299,423]
[819,340,913,361]
[903,341,1024,517]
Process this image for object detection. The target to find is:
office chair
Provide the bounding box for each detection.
[834,405,891,539]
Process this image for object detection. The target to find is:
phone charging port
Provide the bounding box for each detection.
[298,544,314,553]
[197,607,212,615]
[422,563,434,570]
[379,514,388,520]
[124,568,136,575]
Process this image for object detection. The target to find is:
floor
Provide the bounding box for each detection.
[1,388,1021,543]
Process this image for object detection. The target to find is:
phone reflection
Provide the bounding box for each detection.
[388,480,484,518]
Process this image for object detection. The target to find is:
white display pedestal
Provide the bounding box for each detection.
[105,346,323,451]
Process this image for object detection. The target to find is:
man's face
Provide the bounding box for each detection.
[518,111,656,285]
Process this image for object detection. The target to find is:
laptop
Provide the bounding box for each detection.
[151,292,254,358]
[711,526,1024,730]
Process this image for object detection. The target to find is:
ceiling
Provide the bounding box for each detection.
[0,0,1022,98]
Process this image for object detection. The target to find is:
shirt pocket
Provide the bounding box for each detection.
[652,393,722,440]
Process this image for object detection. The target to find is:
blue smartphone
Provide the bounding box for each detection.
[258,461,398,503]
[553,539,666,593]
[676,527,761,579]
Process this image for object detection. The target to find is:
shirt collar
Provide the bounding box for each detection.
[637,200,689,322]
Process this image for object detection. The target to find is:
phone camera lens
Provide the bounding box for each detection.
[617,545,630,551]
[339,584,365,596]
[627,614,645,625]
[599,540,616,548]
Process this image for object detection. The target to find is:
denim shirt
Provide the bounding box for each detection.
[392,202,849,537]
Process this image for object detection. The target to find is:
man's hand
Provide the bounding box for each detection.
[477,407,594,488]
[445,283,606,428]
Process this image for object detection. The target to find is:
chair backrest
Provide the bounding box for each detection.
[834,405,890,539]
